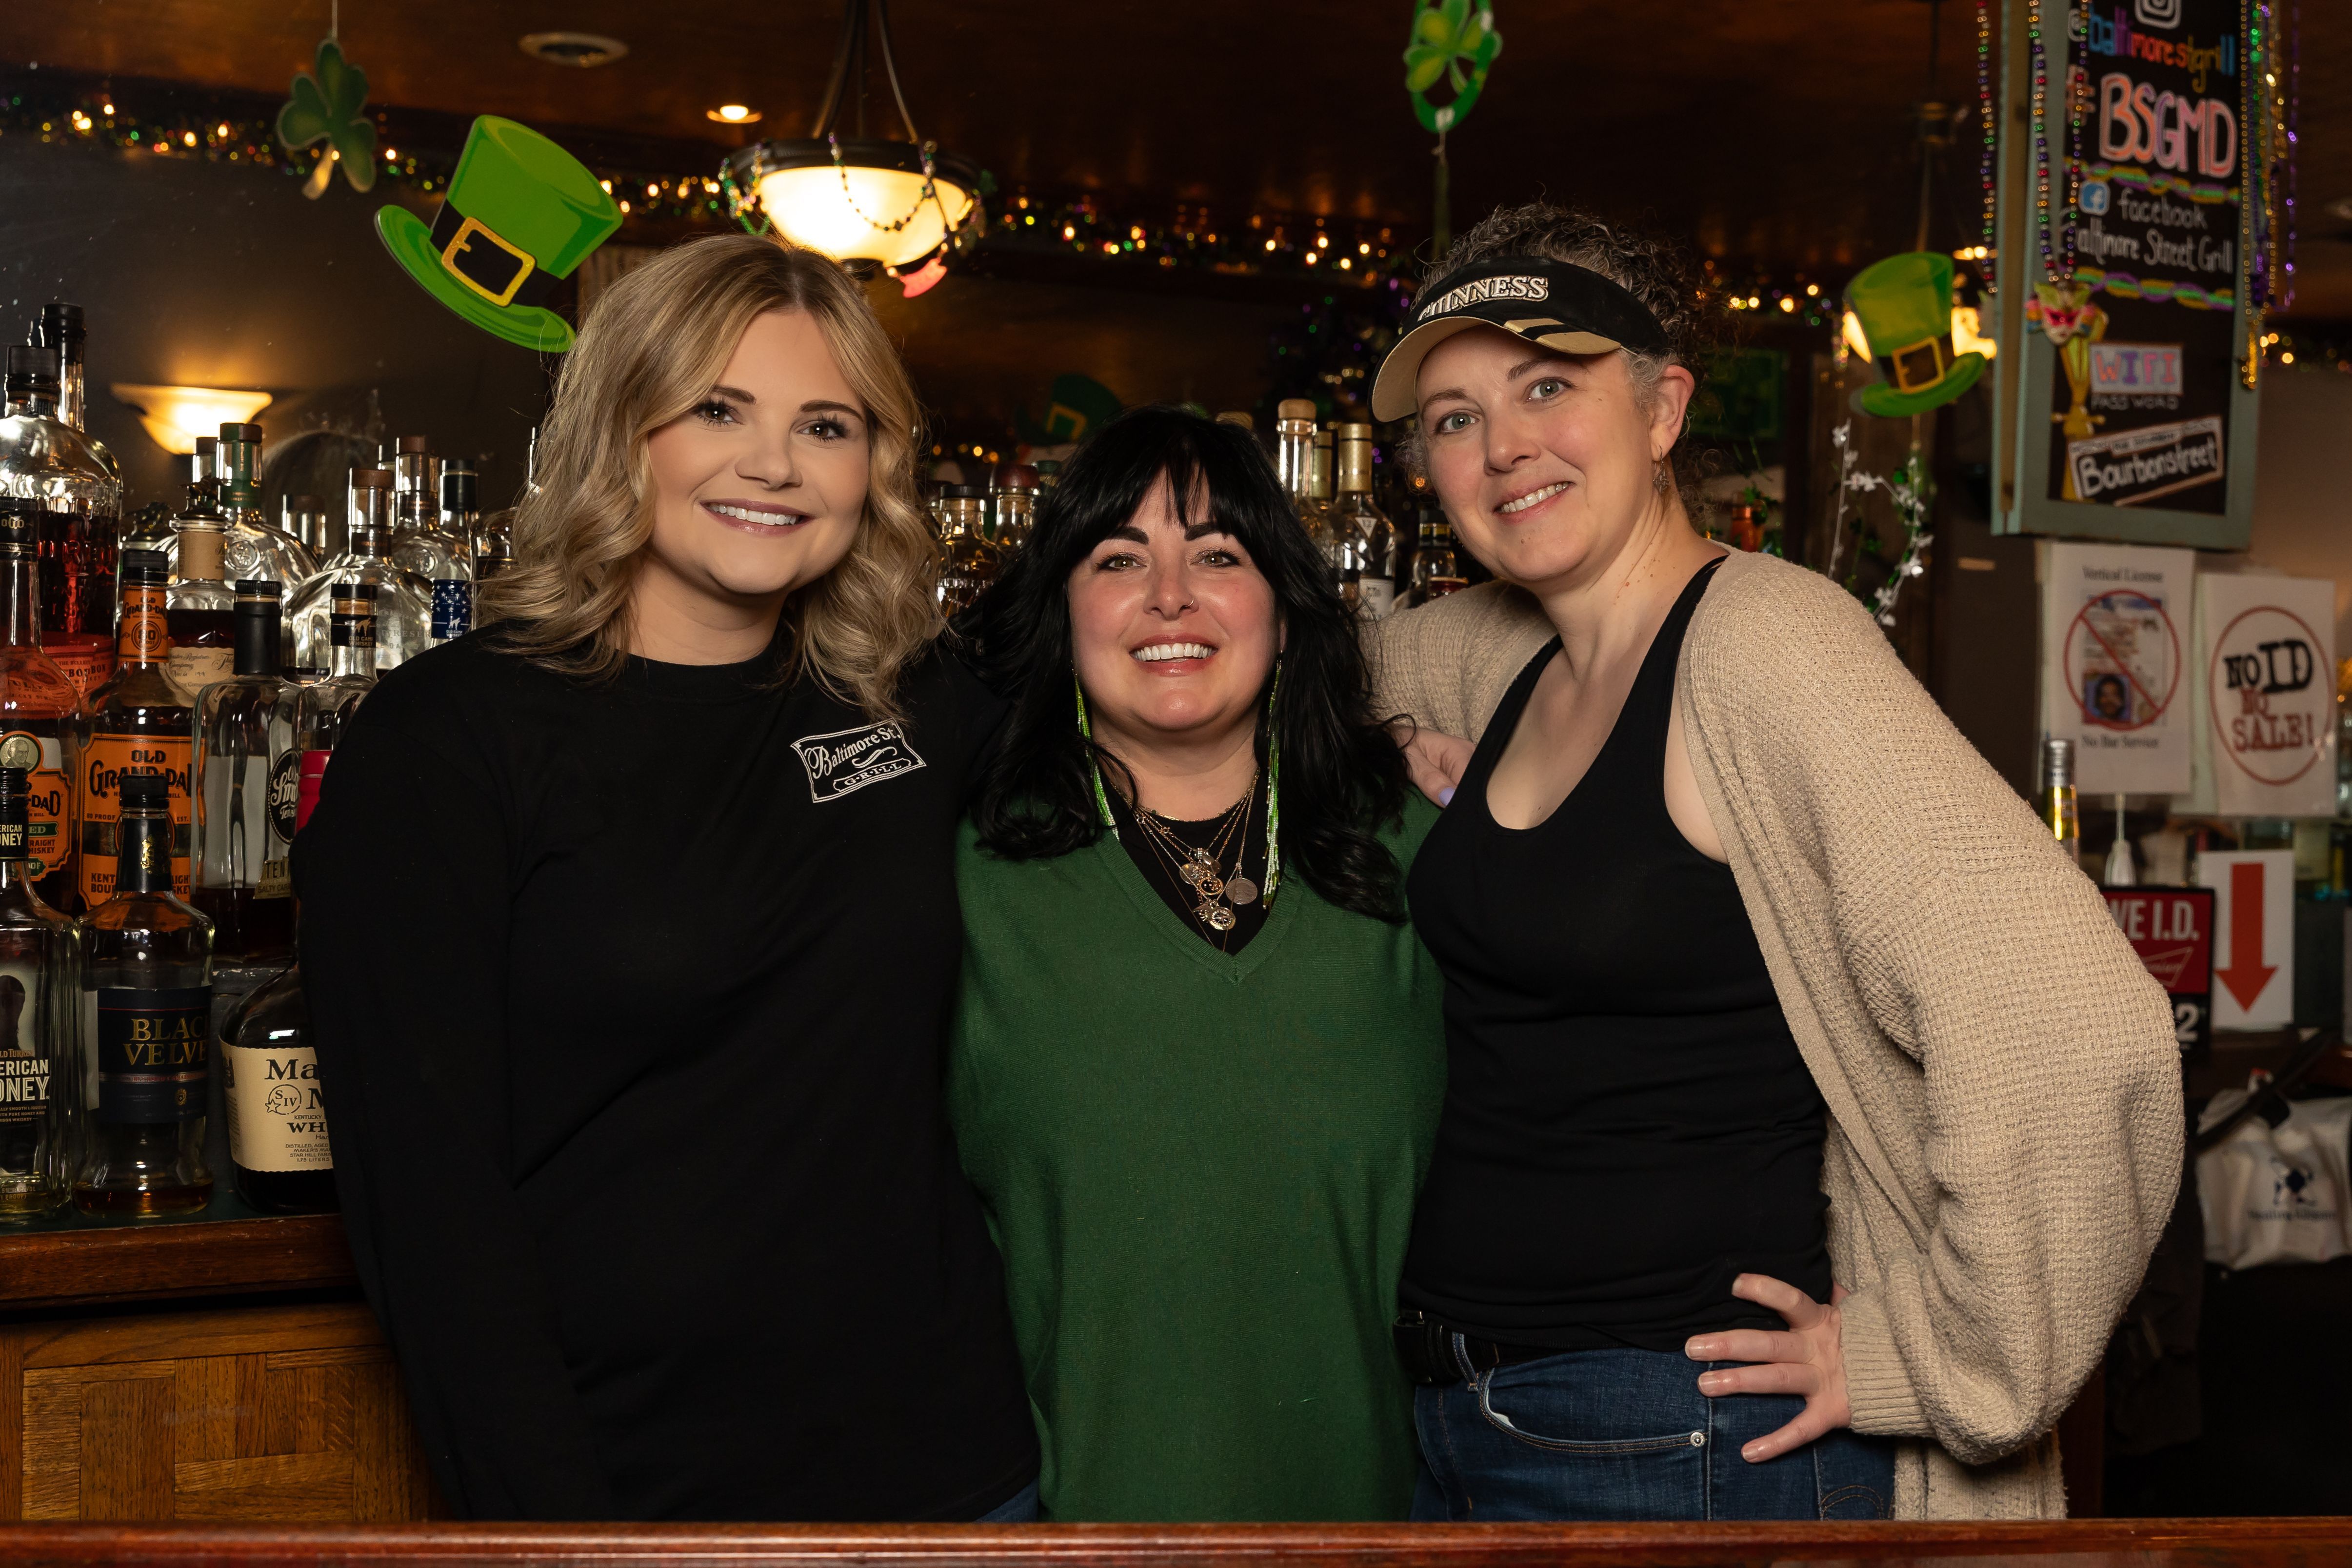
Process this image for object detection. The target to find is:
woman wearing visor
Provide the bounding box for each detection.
[1367,203,2181,1522]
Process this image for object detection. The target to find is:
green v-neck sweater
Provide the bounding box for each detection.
[947,799,1445,1522]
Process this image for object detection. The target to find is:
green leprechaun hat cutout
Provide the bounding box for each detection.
[375,117,621,353]
[1843,251,1986,418]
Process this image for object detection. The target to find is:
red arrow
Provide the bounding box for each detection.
[2216,860,2277,1011]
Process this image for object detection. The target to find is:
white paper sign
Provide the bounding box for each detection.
[2040,541,2195,794]
[2199,849,2295,1030]
[2196,575,2338,818]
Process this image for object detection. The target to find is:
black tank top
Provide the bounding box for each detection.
[1400,557,1831,1350]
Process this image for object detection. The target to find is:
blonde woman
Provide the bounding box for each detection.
[296,236,1039,1522]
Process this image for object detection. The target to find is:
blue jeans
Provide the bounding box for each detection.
[975,1479,1040,1522]
[1411,1342,1894,1521]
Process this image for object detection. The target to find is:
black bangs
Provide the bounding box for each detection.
[957,404,1412,923]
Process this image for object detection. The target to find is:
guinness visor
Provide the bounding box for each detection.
[1371,258,1673,421]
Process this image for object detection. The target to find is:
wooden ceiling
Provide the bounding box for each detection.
[5,0,2347,312]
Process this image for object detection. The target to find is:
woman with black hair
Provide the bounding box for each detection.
[948,406,1445,1521]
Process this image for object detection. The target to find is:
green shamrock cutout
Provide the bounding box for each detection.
[278,37,378,196]
[1404,0,1503,134]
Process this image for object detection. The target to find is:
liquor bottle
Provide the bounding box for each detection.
[1308,425,1354,601]
[74,771,213,1216]
[0,507,84,913]
[125,441,218,579]
[991,464,1039,556]
[287,470,430,674]
[392,463,476,647]
[280,495,332,563]
[221,958,333,1213]
[31,303,121,482]
[1332,424,1396,618]
[0,345,120,697]
[293,582,378,835]
[388,435,438,537]
[83,552,193,909]
[164,516,235,705]
[1275,401,1328,547]
[473,505,515,584]
[1408,508,1468,606]
[1033,458,1062,493]
[935,485,998,615]
[0,765,80,1221]
[198,423,317,606]
[2039,737,2080,852]
[192,581,294,961]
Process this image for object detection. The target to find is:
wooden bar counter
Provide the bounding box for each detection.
[0,1517,2346,1566]
[0,1201,440,1523]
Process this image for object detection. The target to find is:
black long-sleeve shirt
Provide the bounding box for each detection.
[294,630,1036,1521]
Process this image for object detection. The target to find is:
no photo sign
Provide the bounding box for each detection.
[2040,541,2195,794]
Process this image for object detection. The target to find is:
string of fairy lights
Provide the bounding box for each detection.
[0,49,2323,370]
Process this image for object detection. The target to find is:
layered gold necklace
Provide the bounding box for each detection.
[1132,768,1262,935]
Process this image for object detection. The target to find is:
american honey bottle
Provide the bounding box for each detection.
[0,765,81,1221]
[75,772,214,1216]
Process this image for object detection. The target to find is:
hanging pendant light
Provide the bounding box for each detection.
[724,0,982,284]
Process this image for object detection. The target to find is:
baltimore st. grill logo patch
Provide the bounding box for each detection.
[791,722,927,803]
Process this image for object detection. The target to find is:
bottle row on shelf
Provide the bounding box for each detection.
[921,409,1468,619]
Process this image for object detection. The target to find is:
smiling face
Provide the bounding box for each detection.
[635,307,870,650]
[1415,323,1693,595]
[1068,472,1280,763]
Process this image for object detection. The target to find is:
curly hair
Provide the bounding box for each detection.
[1403,202,1715,492]
[958,406,1412,923]
[476,233,939,719]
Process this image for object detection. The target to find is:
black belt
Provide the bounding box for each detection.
[1393,1310,1558,1387]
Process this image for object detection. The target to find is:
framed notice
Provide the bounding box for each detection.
[1990,0,2259,549]
[2182,574,2338,818]
[2039,540,2195,794]
[2103,886,2213,1059]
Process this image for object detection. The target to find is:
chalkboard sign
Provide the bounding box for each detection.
[1992,0,2258,550]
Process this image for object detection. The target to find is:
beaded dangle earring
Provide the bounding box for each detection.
[1262,658,1283,904]
[1076,670,1118,836]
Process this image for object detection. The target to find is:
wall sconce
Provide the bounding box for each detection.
[108,384,274,455]
[1950,305,1999,361]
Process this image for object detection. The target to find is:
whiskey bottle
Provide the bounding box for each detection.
[204,423,317,605]
[391,464,476,647]
[0,765,80,1222]
[221,958,334,1213]
[1408,508,1468,606]
[292,582,378,834]
[990,464,1039,556]
[1332,424,1397,618]
[163,517,235,705]
[935,486,998,615]
[287,469,430,674]
[192,581,294,961]
[83,552,193,909]
[31,303,121,481]
[74,771,213,1216]
[0,345,120,698]
[125,440,218,580]
[0,507,84,913]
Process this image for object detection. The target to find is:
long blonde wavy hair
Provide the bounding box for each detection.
[478,233,939,718]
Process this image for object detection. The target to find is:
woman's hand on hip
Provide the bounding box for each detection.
[1684,1275,1852,1464]
[1393,722,1474,807]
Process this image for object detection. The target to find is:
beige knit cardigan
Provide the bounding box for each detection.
[1370,549,2182,1520]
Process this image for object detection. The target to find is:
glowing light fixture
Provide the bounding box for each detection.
[109,384,273,455]
[708,104,763,124]
[1950,304,1998,360]
[723,0,980,282]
